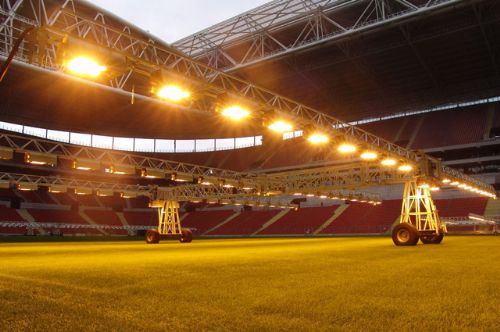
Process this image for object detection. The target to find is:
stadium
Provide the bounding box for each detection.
[0,0,499,330]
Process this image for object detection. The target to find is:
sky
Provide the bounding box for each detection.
[88,0,270,43]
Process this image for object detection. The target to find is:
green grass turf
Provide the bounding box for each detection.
[0,236,499,331]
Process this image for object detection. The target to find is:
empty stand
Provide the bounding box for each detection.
[0,206,27,234]
[207,210,280,235]
[181,210,235,235]
[123,210,157,226]
[434,197,488,217]
[258,206,338,235]
[83,210,127,235]
[321,200,401,234]
[98,195,128,209]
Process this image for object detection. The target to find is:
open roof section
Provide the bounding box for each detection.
[174,0,500,122]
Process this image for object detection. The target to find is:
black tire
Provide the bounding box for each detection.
[179,228,192,243]
[145,230,160,244]
[421,232,444,244]
[392,223,419,246]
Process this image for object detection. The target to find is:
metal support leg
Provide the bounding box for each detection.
[145,200,192,244]
[157,200,182,235]
[393,179,446,245]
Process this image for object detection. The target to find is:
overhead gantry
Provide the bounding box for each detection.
[0,0,497,245]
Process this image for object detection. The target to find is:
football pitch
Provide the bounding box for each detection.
[1,236,498,331]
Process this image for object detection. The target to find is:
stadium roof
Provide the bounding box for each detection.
[174,0,500,122]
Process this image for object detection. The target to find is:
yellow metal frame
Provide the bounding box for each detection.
[400,180,446,234]
[155,200,182,235]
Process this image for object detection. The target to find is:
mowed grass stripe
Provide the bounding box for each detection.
[0,236,498,331]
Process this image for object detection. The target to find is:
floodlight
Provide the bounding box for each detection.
[171,172,193,182]
[106,165,135,175]
[442,178,451,184]
[307,133,329,144]
[240,182,255,190]
[430,186,440,191]
[97,189,114,197]
[0,181,10,189]
[360,151,378,160]
[381,158,397,166]
[121,191,137,199]
[49,185,67,193]
[73,158,100,171]
[398,164,413,172]
[0,147,13,160]
[198,176,218,186]
[268,120,293,133]
[156,85,191,102]
[337,143,356,153]
[66,56,106,78]
[418,183,430,189]
[141,168,165,179]
[17,182,37,191]
[24,152,57,166]
[221,105,251,121]
[450,181,459,186]
[75,187,92,195]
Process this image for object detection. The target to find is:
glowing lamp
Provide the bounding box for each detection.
[97,189,114,197]
[207,198,219,204]
[171,172,193,182]
[17,182,37,191]
[268,120,293,133]
[220,179,238,188]
[381,158,397,166]
[442,178,451,184]
[121,191,137,199]
[360,151,378,160]
[141,168,165,179]
[398,164,413,172]
[198,176,218,186]
[73,158,100,171]
[221,105,250,121]
[337,143,357,153]
[106,165,135,175]
[240,182,255,190]
[307,133,329,144]
[75,187,92,195]
[66,56,106,78]
[24,152,57,166]
[450,181,459,186]
[419,183,430,189]
[49,185,67,194]
[430,186,440,191]
[156,85,191,102]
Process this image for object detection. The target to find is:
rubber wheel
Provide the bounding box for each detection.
[392,223,419,246]
[421,233,444,244]
[145,230,160,244]
[179,228,192,243]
